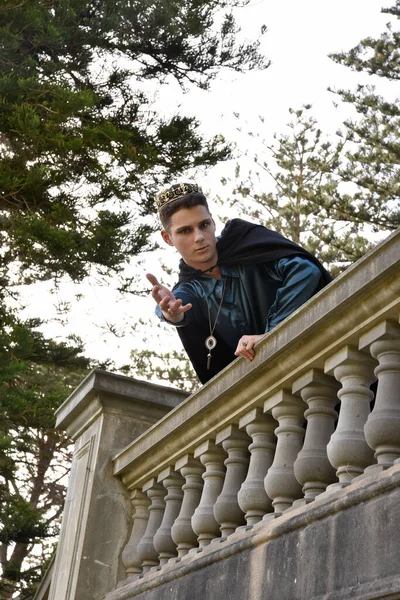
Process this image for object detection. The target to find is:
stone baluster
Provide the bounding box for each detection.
[191,441,226,548]
[324,345,377,491]
[213,425,250,539]
[153,468,184,566]
[171,455,204,558]
[359,320,400,475]
[292,370,340,505]
[121,490,150,578]
[136,480,166,573]
[263,391,306,516]
[237,409,276,526]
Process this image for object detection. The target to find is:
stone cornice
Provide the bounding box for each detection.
[55,369,188,439]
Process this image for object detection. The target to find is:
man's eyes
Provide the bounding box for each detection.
[177,221,210,234]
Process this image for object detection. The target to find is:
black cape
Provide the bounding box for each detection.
[174,219,332,384]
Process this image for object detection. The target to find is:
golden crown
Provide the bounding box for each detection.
[155,182,203,210]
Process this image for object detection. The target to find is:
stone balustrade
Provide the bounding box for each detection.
[111,229,400,585]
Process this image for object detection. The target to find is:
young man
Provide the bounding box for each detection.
[146,182,332,384]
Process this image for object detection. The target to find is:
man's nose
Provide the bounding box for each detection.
[194,228,205,241]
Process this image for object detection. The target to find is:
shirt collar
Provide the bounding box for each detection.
[197,265,239,297]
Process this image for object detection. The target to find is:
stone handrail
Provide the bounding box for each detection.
[111,229,400,581]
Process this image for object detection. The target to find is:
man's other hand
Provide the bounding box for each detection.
[235,334,265,362]
[146,273,192,323]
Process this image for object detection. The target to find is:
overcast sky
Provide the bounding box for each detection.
[19,0,397,370]
[156,1,394,137]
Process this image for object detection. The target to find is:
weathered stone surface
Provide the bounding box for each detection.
[105,465,400,600]
[48,371,186,600]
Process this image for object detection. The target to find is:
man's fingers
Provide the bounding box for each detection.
[234,336,258,361]
[180,303,192,313]
[146,273,159,287]
[237,340,254,352]
[172,301,192,314]
[147,273,175,305]
[159,297,172,311]
[167,299,192,314]
[147,273,191,315]
[235,349,255,361]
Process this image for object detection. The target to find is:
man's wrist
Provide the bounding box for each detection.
[162,310,184,323]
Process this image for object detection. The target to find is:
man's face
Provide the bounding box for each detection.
[161,205,218,271]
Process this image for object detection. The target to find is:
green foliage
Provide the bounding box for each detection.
[330,86,400,230]
[329,2,400,80]
[0,2,268,595]
[216,3,400,276]
[126,348,198,392]
[327,2,400,241]
[219,106,376,275]
[0,313,92,599]
[0,0,267,286]
[220,4,400,275]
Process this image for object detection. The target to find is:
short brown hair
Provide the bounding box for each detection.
[159,192,210,230]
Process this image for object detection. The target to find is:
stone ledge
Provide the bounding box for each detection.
[55,369,188,437]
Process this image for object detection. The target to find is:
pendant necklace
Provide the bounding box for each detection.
[205,278,227,371]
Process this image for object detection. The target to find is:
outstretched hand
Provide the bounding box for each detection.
[146,273,192,322]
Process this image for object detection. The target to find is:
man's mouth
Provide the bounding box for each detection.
[196,245,209,253]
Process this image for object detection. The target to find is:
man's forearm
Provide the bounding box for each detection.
[265,256,322,331]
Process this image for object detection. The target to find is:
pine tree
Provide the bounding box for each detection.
[127,348,198,392]
[0,5,268,593]
[219,106,372,275]
[0,313,92,599]
[0,0,268,287]
[219,5,400,276]
[327,1,400,239]
[216,3,400,276]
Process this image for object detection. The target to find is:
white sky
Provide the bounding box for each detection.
[18,0,397,368]
[157,0,395,136]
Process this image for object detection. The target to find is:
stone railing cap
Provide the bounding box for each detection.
[55,369,189,430]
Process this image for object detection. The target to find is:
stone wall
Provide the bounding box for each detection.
[106,465,400,600]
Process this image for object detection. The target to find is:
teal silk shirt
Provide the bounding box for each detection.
[156,255,323,353]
